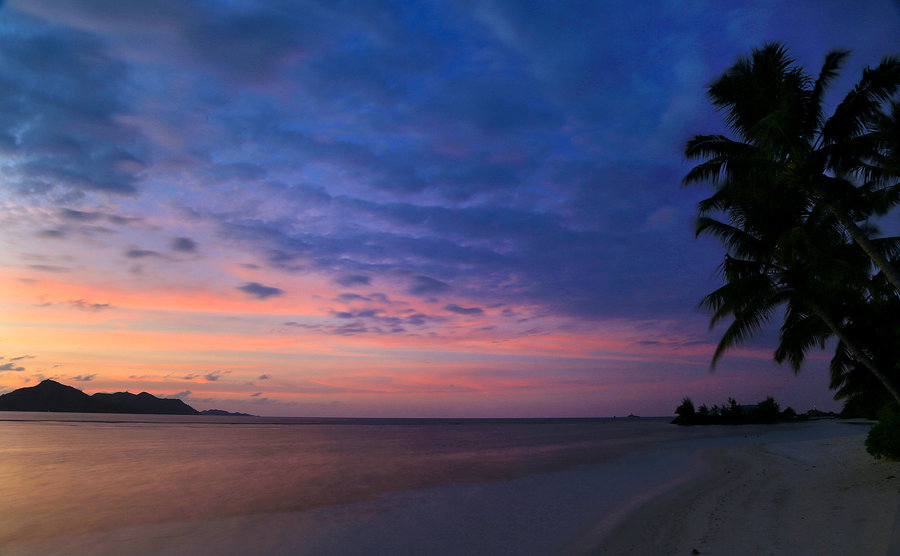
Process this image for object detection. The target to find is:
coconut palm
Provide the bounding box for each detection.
[686,43,900,404]
[872,100,900,178]
[829,261,900,411]
[685,43,900,291]
[695,194,900,404]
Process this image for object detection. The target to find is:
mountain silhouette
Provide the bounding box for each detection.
[0,379,200,415]
[92,391,200,415]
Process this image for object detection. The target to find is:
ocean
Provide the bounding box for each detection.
[0,413,866,555]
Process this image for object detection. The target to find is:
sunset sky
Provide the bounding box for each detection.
[1,1,898,417]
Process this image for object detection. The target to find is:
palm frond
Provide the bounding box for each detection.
[805,49,851,138]
[822,55,900,143]
[775,304,829,373]
[682,160,729,187]
[710,302,777,368]
[684,135,754,161]
[708,43,800,141]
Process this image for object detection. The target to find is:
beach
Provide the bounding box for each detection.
[599,422,900,555]
[2,416,896,555]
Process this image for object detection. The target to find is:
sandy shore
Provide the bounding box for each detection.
[5,420,894,555]
[598,425,900,556]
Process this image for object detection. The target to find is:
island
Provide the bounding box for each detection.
[0,379,200,415]
[200,409,254,416]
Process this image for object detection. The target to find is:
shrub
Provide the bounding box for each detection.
[866,405,900,460]
[720,397,743,424]
[673,397,696,425]
[752,396,781,423]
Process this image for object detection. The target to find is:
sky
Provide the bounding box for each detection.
[1,0,898,417]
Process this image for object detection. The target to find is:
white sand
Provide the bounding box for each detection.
[598,425,900,556]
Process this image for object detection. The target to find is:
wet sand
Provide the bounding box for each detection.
[598,426,900,556]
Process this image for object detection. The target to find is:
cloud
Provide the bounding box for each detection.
[170,390,191,399]
[237,282,284,300]
[59,208,103,222]
[53,208,144,231]
[125,248,163,259]
[36,229,66,239]
[408,275,451,296]
[171,237,197,252]
[5,0,894,338]
[258,374,271,380]
[444,303,484,315]
[10,355,36,361]
[405,313,432,326]
[203,370,230,382]
[330,322,370,336]
[332,308,382,319]
[107,214,144,226]
[249,392,262,397]
[183,8,310,85]
[0,14,148,197]
[71,374,96,381]
[0,363,26,372]
[338,293,369,302]
[68,299,113,311]
[335,274,371,287]
[206,162,267,183]
[182,371,231,382]
[28,264,70,273]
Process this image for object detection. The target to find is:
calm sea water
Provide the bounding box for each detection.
[0,413,866,555]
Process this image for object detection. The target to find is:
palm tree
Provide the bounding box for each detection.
[695,186,900,404]
[872,100,900,179]
[685,43,900,291]
[686,43,900,404]
[829,261,900,412]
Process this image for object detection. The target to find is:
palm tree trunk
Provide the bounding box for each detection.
[830,208,900,293]
[806,300,900,406]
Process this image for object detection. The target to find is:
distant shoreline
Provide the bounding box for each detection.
[0,410,668,425]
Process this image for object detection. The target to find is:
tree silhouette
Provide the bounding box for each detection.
[686,43,900,289]
[685,43,900,405]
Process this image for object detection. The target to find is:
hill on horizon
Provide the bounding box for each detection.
[0,379,200,415]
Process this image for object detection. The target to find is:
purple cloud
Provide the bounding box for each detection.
[59,208,103,222]
[171,237,197,253]
[445,304,484,316]
[125,249,162,259]
[335,274,371,287]
[237,282,284,300]
[408,276,451,296]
